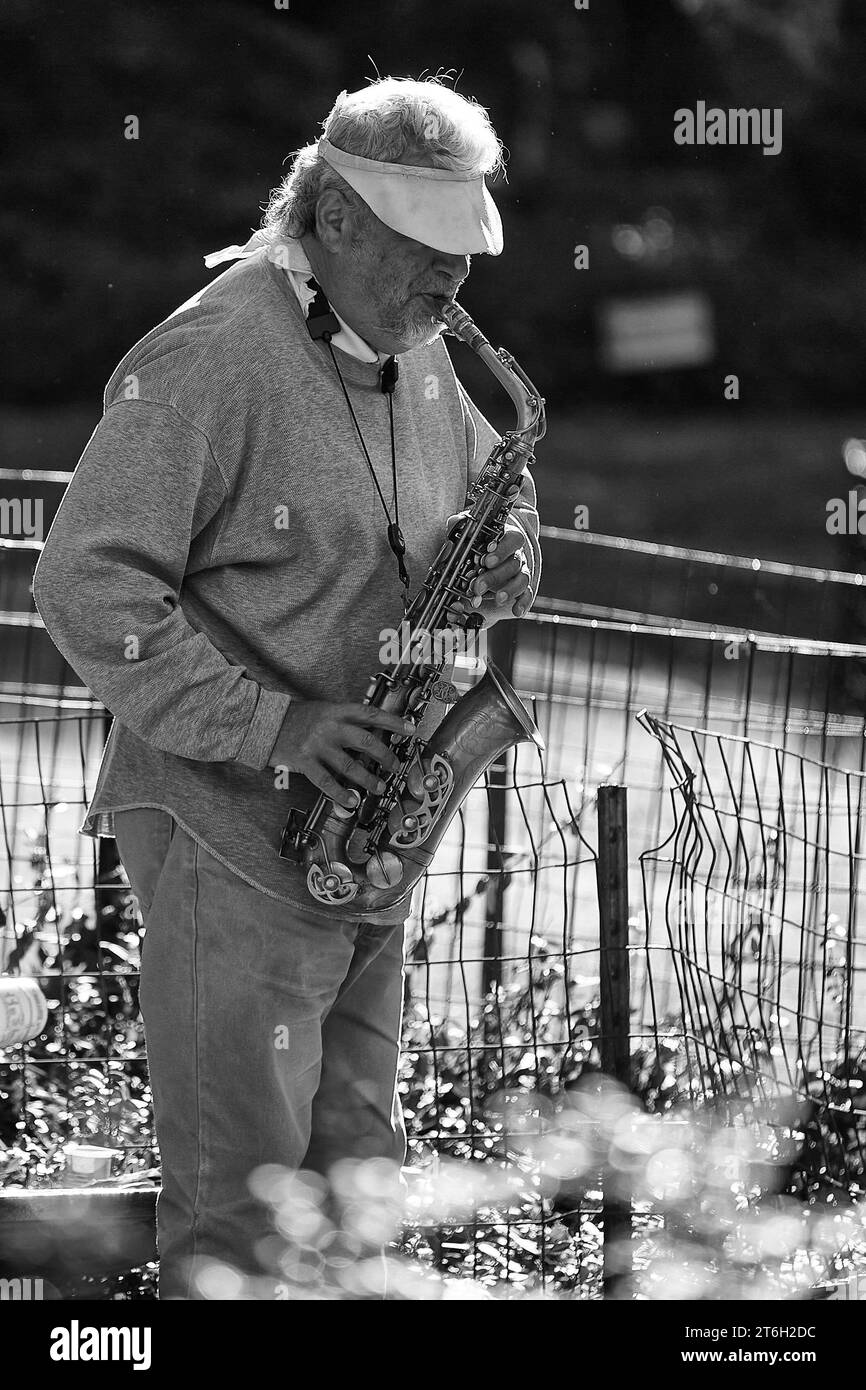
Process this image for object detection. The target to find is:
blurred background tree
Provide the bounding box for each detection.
[3,0,865,574]
[2,0,863,408]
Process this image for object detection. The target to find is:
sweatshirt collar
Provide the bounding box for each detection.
[204,231,388,366]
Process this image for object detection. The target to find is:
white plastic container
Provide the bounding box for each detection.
[0,975,48,1047]
[63,1142,117,1185]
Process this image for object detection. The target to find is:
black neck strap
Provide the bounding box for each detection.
[306,279,341,342]
[304,277,409,597]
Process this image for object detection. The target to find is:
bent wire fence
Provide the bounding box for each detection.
[2,519,866,1294]
[636,711,866,1198]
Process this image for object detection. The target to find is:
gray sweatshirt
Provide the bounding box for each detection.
[32,245,541,923]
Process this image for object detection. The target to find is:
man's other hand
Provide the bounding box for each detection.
[270,700,414,808]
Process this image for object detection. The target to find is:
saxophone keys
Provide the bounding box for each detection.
[366,851,404,890]
[307,861,358,905]
[331,789,361,821]
[321,862,352,892]
[388,798,422,837]
[425,755,453,797]
[405,764,427,799]
[430,680,458,705]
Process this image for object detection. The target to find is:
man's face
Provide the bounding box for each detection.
[342,209,470,354]
[351,216,469,349]
[302,180,473,354]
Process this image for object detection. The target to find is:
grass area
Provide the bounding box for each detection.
[535,409,866,569]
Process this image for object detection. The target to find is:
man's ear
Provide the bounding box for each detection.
[314,188,356,253]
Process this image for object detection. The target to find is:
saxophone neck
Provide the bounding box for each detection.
[503,353,547,446]
[439,301,545,446]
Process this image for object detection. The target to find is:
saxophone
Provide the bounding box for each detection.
[280,301,546,911]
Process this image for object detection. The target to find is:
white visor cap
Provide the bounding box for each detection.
[317,137,503,256]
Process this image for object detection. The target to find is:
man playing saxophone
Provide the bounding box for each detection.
[32,76,541,1298]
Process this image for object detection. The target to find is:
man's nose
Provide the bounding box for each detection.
[433,251,470,284]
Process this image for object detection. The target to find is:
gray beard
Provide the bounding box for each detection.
[390,307,446,350]
[361,279,446,349]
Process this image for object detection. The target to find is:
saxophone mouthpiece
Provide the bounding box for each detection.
[439,300,492,355]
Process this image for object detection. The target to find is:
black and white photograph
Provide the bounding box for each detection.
[1,0,865,1358]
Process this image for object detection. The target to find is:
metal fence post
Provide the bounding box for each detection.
[596,783,632,1299]
[482,622,517,1002]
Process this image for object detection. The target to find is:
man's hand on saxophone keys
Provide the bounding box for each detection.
[449,521,533,625]
[270,700,414,807]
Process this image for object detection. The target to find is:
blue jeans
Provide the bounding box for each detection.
[113,808,408,1299]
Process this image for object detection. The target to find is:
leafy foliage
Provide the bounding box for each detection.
[3,843,865,1298]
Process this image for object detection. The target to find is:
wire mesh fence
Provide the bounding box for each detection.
[3,523,866,1295]
[0,713,155,1189]
[637,710,866,1198]
[0,697,606,1293]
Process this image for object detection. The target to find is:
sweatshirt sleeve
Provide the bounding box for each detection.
[32,399,292,770]
[458,382,542,607]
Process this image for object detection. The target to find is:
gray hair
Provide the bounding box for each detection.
[262,75,506,242]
